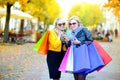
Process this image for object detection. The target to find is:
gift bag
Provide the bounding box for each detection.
[65,46,74,73]
[93,40,112,71]
[85,43,104,74]
[58,47,70,72]
[73,44,91,73]
[33,30,50,55]
[33,32,46,52]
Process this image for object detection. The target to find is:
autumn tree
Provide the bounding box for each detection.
[23,0,61,29]
[0,0,29,42]
[68,2,105,27]
[104,0,120,21]
[0,0,61,42]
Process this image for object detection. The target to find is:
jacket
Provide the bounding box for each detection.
[75,27,93,45]
[48,30,66,52]
[68,26,93,47]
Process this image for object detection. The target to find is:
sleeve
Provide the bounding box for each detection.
[82,28,93,45]
[67,40,71,47]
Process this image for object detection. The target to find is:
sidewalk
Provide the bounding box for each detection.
[0,37,120,80]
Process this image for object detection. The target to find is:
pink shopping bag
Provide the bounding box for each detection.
[59,47,70,72]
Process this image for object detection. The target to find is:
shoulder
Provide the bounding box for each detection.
[49,29,57,37]
[82,27,88,31]
[48,29,55,33]
[82,27,90,33]
[76,26,87,33]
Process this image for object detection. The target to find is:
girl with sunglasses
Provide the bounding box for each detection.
[59,16,111,80]
[47,17,68,80]
[67,16,93,80]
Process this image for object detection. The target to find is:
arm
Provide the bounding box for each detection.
[82,28,93,45]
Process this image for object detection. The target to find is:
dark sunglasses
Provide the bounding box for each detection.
[58,23,65,26]
[69,22,76,26]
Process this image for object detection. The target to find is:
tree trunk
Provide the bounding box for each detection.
[3,3,12,42]
[37,18,41,30]
[19,19,24,34]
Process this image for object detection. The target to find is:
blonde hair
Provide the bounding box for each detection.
[69,16,81,26]
[53,17,66,27]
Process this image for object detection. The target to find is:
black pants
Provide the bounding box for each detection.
[47,50,65,79]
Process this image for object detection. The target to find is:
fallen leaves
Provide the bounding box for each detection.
[0,43,42,79]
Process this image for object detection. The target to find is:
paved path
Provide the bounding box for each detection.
[0,37,120,80]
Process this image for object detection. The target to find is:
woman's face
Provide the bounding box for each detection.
[69,19,78,30]
[56,20,66,30]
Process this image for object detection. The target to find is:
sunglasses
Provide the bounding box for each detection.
[58,23,65,26]
[69,22,76,26]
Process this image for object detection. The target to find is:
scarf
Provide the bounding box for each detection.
[54,27,68,43]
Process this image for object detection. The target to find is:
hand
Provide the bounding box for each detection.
[72,39,81,44]
[64,37,70,43]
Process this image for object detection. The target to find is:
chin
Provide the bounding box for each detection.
[60,29,64,31]
[58,27,64,31]
[72,27,78,30]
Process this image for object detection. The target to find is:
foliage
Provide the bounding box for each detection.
[23,0,61,25]
[0,0,61,42]
[0,0,28,6]
[104,0,120,21]
[68,2,105,26]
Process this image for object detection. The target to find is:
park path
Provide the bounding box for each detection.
[0,37,120,80]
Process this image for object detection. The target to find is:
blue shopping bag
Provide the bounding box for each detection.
[85,43,104,74]
[73,44,91,73]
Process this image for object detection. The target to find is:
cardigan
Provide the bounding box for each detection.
[48,30,66,52]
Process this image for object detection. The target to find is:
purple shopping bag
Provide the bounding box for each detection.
[85,43,104,74]
[73,44,91,73]
[59,47,70,72]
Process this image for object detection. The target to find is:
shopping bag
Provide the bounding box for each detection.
[34,32,46,51]
[73,44,91,73]
[65,46,74,73]
[33,30,50,55]
[85,43,104,74]
[93,40,112,71]
[58,47,70,72]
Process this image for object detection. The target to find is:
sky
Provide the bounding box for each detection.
[56,0,108,17]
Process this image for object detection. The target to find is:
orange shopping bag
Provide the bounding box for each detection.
[34,30,50,55]
[38,30,50,55]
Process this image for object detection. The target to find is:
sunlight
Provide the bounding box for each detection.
[56,0,107,17]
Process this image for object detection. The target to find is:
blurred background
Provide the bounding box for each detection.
[0,0,119,43]
[0,0,120,80]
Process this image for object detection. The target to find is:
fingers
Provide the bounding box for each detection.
[73,39,81,44]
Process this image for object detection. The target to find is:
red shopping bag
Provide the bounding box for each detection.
[93,40,112,71]
[85,42,104,74]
